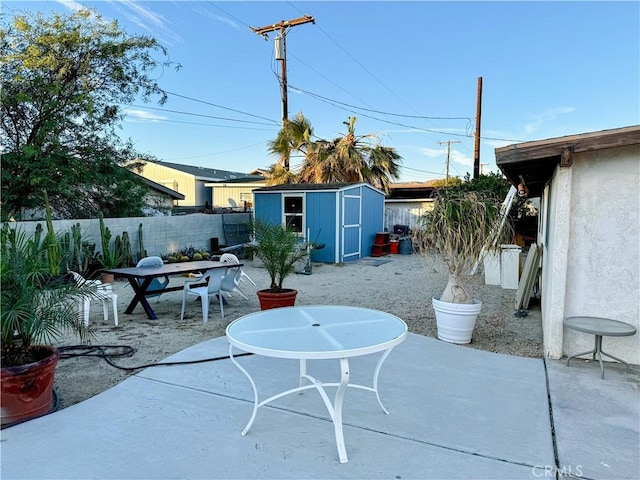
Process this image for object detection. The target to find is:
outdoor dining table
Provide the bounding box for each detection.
[104,260,240,320]
[226,305,408,463]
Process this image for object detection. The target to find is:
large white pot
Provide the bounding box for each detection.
[432,296,483,344]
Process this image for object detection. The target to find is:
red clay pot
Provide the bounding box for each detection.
[1,346,60,427]
[256,289,298,310]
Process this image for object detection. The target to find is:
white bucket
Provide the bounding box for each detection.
[432,296,483,344]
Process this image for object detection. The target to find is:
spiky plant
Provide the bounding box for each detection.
[1,226,96,366]
[249,221,309,292]
[413,190,511,304]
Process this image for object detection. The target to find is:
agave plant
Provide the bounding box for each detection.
[413,189,511,304]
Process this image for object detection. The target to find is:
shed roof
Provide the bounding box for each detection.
[495,125,640,197]
[253,182,383,193]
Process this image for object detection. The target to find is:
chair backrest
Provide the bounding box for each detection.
[221,266,242,292]
[137,256,163,268]
[220,253,240,265]
[70,271,102,287]
[200,269,227,294]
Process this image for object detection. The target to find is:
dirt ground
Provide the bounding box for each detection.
[53,253,543,409]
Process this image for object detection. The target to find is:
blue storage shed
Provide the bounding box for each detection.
[253,183,386,263]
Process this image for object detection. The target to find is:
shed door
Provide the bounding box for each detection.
[341,190,361,261]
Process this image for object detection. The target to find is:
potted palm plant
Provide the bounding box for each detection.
[413,188,511,344]
[1,225,95,427]
[249,221,310,310]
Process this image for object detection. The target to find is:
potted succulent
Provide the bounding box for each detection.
[249,221,310,310]
[1,225,96,427]
[413,188,511,344]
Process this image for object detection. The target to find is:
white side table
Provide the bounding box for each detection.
[564,316,636,379]
[226,305,408,463]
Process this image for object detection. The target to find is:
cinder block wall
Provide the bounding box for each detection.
[8,213,247,259]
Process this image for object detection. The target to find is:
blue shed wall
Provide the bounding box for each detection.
[253,193,281,225]
[361,185,385,255]
[306,192,337,263]
[253,184,385,264]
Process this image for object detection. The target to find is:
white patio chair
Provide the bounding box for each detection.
[220,252,256,286]
[180,267,244,323]
[70,272,119,327]
[135,256,170,302]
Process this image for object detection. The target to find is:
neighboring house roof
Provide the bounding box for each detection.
[145,160,264,182]
[253,182,383,194]
[387,181,438,200]
[136,174,185,200]
[495,125,640,197]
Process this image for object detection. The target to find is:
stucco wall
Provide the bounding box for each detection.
[542,144,639,363]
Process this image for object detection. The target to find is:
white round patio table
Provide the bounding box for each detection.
[226,305,408,463]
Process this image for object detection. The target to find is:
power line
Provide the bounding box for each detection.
[123,116,277,131]
[162,90,279,124]
[128,104,277,126]
[162,140,272,161]
[292,87,472,121]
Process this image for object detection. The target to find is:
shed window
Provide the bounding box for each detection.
[283,195,304,233]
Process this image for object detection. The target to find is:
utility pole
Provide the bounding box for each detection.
[473,76,483,179]
[438,140,461,185]
[250,15,315,170]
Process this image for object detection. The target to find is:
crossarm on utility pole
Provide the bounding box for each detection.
[250,15,315,38]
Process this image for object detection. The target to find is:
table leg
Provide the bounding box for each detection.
[333,358,350,464]
[228,344,260,436]
[599,349,632,373]
[373,348,394,414]
[298,359,309,393]
[566,347,597,366]
[594,335,605,379]
[124,278,157,319]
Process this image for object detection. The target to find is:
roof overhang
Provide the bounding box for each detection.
[495,125,640,198]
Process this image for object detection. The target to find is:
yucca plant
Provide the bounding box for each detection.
[413,190,511,304]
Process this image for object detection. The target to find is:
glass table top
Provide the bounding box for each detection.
[226,305,408,359]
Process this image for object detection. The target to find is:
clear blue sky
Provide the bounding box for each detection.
[6,1,640,182]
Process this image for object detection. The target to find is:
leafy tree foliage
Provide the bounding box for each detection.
[0,8,177,220]
[266,114,402,192]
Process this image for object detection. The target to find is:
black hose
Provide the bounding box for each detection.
[57,344,253,371]
[1,346,253,429]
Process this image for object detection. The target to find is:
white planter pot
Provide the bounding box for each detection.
[432,296,483,344]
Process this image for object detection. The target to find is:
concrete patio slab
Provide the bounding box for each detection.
[546,358,640,479]
[2,333,635,479]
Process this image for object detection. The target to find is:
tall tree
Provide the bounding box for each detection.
[297,117,401,192]
[266,114,402,192]
[265,112,314,184]
[0,8,178,220]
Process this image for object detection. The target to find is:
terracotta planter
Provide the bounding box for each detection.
[1,346,60,427]
[101,272,115,283]
[257,289,298,310]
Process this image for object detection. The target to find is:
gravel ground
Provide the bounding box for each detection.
[53,253,542,409]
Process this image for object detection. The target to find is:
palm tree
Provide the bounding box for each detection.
[297,117,402,193]
[266,114,402,192]
[267,112,314,172]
